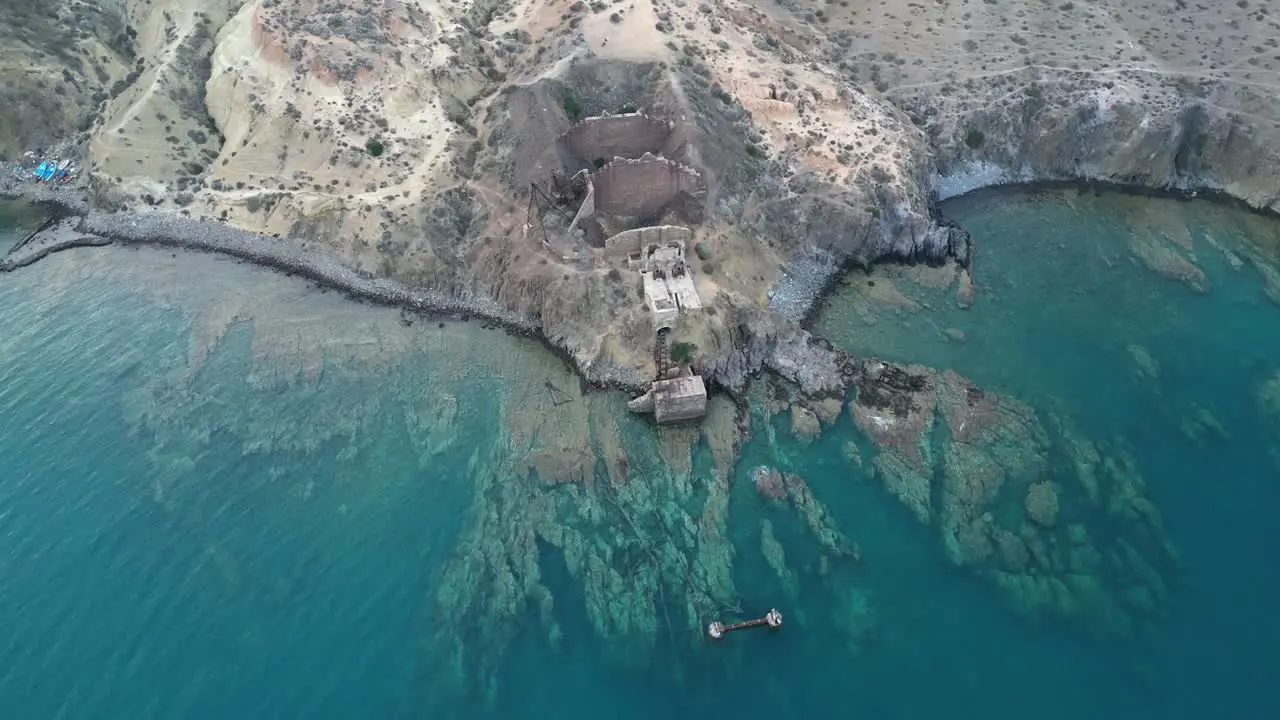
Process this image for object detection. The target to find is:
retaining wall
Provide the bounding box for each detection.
[592,155,704,218]
[558,114,679,166]
[603,224,692,259]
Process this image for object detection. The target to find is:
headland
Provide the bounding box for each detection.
[3,0,1278,409]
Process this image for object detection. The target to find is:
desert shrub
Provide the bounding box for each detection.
[670,341,697,364]
[562,94,583,120]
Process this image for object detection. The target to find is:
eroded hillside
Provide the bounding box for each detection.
[762,0,1280,204]
[0,0,135,157]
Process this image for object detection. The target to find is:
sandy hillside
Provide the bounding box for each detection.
[77,0,1278,243]
[87,0,235,200]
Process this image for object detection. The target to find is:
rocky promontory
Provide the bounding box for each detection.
[2,0,1278,400]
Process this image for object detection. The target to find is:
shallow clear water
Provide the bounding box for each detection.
[1,189,1278,718]
[0,200,39,254]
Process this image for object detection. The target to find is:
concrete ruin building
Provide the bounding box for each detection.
[626,329,708,423]
[541,111,711,423]
[635,236,702,329]
[628,375,709,424]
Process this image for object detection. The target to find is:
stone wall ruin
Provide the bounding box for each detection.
[556,113,691,170]
[652,376,708,424]
[592,154,705,220]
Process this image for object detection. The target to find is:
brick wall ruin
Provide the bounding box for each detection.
[591,155,705,219]
[557,113,689,168]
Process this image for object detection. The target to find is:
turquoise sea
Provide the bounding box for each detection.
[1,190,1278,718]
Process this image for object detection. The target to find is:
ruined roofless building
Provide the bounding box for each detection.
[553,114,707,329]
[554,114,705,242]
[626,374,709,424]
[651,376,708,423]
[557,112,691,171]
[553,112,710,424]
[635,236,702,330]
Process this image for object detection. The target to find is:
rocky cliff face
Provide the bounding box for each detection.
[813,0,1280,209]
[926,82,1280,210]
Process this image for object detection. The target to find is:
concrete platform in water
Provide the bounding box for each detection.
[707,608,783,641]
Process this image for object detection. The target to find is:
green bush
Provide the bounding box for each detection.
[562,94,583,120]
[670,341,697,364]
[365,138,385,157]
[964,128,985,150]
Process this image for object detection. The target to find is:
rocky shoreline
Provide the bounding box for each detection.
[3,159,1276,404]
[0,174,662,391]
[935,175,1280,224]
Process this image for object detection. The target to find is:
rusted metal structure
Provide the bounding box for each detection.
[707,608,783,641]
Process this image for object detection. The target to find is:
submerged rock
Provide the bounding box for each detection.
[848,358,1178,637]
[760,519,797,595]
[790,405,822,443]
[1025,481,1060,528]
[1179,403,1228,445]
[754,465,787,501]
[1259,371,1280,437]
[1128,232,1208,293]
[1127,344,1160,387]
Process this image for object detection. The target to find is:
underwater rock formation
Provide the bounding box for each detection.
[753,466,860,563]
[1260,371,1280,434]
[849,359,1179,636]
[1260,371,1280,468]
[1179,404,1229,446]
[1024,481,1060,529]
[428,385,866,704]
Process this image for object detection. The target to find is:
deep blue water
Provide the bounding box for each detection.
[1,190,1279,718]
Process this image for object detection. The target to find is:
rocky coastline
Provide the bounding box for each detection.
[935,176,1280,224]
[5,154,1278,405]
[0,171,666,393]
[4,0,1280,409]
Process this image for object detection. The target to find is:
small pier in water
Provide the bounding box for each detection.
[707,608,783,641]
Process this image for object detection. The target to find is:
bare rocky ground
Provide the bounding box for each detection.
[2,0,1278,395]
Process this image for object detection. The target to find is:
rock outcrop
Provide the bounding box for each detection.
[848,359,1179,635]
